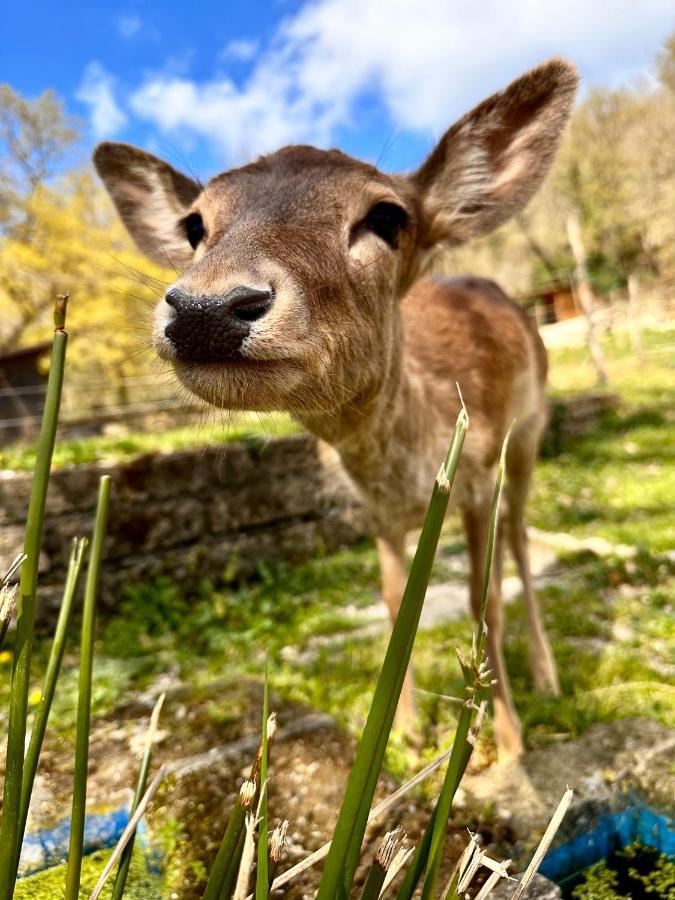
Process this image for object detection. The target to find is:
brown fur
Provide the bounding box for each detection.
[94,59,578,758]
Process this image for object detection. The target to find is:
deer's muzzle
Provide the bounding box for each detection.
[163,285,274,362]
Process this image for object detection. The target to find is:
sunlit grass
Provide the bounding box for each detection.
[2,325,673,864]
[0,412,299,471]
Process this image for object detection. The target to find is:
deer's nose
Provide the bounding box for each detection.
[164,285,274,361]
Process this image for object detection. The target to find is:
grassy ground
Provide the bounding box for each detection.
[2,327,672,772]
[2,325,673,894]
[0,411,298,470]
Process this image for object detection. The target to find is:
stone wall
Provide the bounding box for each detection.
[0,435,367,621]
[0,392,617,622]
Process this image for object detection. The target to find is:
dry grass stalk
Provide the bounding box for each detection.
[89,764,168,900]
[270,819,289,864]
[510,788,573,900]
[474,859,512,900]
[250,713,277,784]
[233,812,258,900]
[0,584,18,637]
[457,834,484,893]
[379,846,415,897]
[376,829,404,871]
[1,552,26,585]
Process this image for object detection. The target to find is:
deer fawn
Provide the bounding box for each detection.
[95,59,577,759]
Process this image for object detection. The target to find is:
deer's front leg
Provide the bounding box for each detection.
[376,534,417,733]
[463,507,524,761]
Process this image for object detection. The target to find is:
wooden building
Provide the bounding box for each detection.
[524,281,580,327]
[0,342,51,445]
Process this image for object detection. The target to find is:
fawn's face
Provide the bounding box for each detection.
[95,60,577,417]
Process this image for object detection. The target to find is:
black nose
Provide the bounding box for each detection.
[164,285,274,361]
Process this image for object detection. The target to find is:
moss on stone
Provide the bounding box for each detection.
[14,849,163,899]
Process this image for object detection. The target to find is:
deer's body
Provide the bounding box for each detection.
[315,274,546,532]
[95,59,577,757]
[307,274,553,756]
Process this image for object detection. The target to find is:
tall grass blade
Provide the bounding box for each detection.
[475,427,511,663]
[254,662,270,900]
[205,710,276,900]
[419,435,510,899]
[64,475,111,900]
[316,408,469,900]
[110,692,165,900]
[203,780,257,900]
[395,710,482,900]
[0,296,69,899]
[14,537,88,880]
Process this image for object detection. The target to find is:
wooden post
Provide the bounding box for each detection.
[566,212,608,385]
[627,274,643,359]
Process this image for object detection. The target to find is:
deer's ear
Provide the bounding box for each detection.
[412,59,578,247]
[93,142,201,268]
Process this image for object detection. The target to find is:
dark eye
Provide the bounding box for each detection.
[184,212,205,250]
[364,202,408,248]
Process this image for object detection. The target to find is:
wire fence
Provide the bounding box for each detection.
[0,373,202,440]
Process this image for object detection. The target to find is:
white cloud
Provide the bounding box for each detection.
[222,38,259,62]
[76,62,128,138]
[117,14,142,38]
[126,0,674,164]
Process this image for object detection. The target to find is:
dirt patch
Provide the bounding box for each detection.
[10,677,510,897]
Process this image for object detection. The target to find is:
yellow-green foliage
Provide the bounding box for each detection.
[0,173,171,391]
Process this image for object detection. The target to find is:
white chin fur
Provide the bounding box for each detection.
[172,360,304,412]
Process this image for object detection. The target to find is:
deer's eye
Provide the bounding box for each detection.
[184,212,205,250]
[364,202,408,248]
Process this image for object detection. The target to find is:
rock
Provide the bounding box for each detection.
[490,872,562,899]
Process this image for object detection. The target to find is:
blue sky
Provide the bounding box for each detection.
[2,0,674,180]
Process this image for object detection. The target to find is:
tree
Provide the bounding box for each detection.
[0,173,171,397]
[445,32,675,298]
[657,31,675,95]
[0,85,79,228]
[0,86,171,404]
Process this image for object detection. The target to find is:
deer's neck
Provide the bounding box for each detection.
[295,335,442,529]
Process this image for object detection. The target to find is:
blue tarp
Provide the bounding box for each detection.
[541,805,675,883]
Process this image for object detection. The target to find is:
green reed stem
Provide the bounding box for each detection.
[359,862,387,900]
[203,796,249,900]
[419,704,475,900]
[0,297,69,900]
[316,409,468,900]
[13,537,88,880]
[64,475,111,900]
[475,428,510,662]
[420,431,509,899]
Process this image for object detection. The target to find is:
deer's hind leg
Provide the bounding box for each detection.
[506,421,560,695]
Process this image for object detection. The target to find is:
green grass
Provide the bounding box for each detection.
[531,328,675,553]
[3,325,673,892]
[2,327,673,781]
[0,413,298,471]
